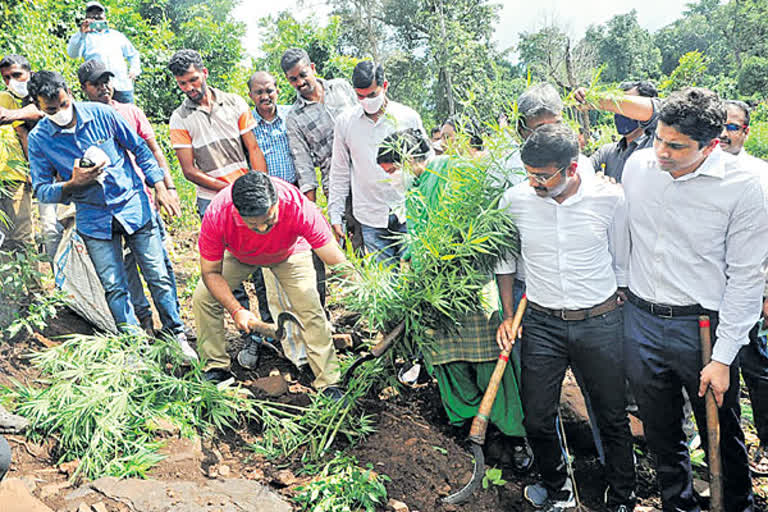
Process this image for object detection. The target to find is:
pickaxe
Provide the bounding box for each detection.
[443,295,527,504]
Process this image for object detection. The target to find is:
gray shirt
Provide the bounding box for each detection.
[590,97,661,182]
[284,78,358,194]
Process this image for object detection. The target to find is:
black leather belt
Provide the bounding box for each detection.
[528,293,619,321]
[627,290,713,318]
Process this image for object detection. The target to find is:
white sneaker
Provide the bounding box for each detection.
[176,332,199,362]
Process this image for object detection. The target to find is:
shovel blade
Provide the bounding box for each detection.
[442,442,485,505]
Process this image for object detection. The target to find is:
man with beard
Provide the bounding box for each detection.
[622,87,768,511]
[717,99,768,476]
[77,59,196,356]
[193,170,344,395]
[495,124,635,511]
[168,49,266,218]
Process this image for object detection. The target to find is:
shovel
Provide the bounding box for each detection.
[699,315,724,512]
[341,319,406,386]
[443,295,528,504]
[245,311,305,358]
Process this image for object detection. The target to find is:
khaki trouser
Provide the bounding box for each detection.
[193,250,339,389]
[0,181,33,250]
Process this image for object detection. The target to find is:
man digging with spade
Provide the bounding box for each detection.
[193,171,347,400]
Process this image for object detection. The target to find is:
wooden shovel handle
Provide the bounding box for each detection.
[468,295,528,445]
[699,315,724,512]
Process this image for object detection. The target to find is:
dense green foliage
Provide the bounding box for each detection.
[0,0,247,121]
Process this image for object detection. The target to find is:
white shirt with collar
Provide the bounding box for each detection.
[623,146,768,365]
[496,152,597,283]
[328,100,428,227]
[495,170,629,310]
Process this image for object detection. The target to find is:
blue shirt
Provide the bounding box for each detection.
[252,105,297,184]
[29,102,165,240]
[67,29,140,92]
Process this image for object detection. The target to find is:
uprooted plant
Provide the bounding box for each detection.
[1,332,258,482]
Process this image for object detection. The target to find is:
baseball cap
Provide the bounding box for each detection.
[85,1,105,12]
[78,60,114,85]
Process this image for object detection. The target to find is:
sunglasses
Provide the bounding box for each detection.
[725,123,748,132]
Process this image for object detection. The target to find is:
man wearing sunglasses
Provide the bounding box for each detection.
[496,123,634,512]
[719,99,768,478]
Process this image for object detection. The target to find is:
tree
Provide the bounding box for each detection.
[583,10,661,83]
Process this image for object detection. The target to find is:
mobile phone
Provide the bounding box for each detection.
[89,20,108,32]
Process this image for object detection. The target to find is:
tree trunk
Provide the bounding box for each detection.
[436,0,455,116]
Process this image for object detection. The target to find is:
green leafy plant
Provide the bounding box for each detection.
[250,359,379,463]
[6,289,69,339]
[293,453,390,512]
[482,466,507,489]
[2,332,257,482]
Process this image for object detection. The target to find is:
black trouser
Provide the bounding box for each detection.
[742,322,768,447]
[521,307,635,505]
[624,302,753,512]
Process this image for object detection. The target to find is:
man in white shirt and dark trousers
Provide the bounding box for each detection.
[496,124,635,512]
[623,88,768,512]
[328,61,428,264]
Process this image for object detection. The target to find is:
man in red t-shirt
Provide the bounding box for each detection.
[194,171,346,394]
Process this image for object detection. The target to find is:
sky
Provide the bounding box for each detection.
[233,0,693,60]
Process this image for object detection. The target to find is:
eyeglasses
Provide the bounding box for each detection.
[725,123,748,132]
[525,167,566,185]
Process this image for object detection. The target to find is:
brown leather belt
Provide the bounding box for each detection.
[528,292,619,321]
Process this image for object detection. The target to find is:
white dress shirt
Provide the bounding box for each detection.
[328,100,428,227]
[623,146,768,365]
[496,152,597,283]
[495,171,629,310]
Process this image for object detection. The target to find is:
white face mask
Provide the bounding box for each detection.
[46,102,74,127]
[8,79,28,98]
[360,92,385,115]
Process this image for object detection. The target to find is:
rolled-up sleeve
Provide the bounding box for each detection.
[285,113,318,193]
[608,192,630,287]
[327,116,351,225]
[714,183,768,365]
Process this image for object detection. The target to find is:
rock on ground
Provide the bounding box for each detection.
[0,478,54,512]
[66,477,291,512]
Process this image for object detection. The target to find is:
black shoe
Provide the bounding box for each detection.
[321,386,345,402]
[511,438,534,473]
[203,368,235,386]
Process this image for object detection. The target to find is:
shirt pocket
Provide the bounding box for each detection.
[684,208,728,256]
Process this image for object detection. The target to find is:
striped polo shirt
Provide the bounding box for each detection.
[169,87,257,200]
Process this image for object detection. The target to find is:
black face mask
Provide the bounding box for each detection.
[614,114,639,135]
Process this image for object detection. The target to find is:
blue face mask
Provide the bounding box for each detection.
[614,114,639,135]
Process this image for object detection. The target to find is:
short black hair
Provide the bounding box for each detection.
[168,49,204,76]
[0,54,30,71]
[231,171,278,217]
[352,61,385,89]
[725,99,751,127]
[521,123,579,170]
[619,80,658,98]
[377,128,432,165]
[659,87,726,148]
[430,126,441,137]
[28,70,68,102]
[280,48,310,74]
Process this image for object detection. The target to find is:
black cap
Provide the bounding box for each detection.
[78,60,113,85]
